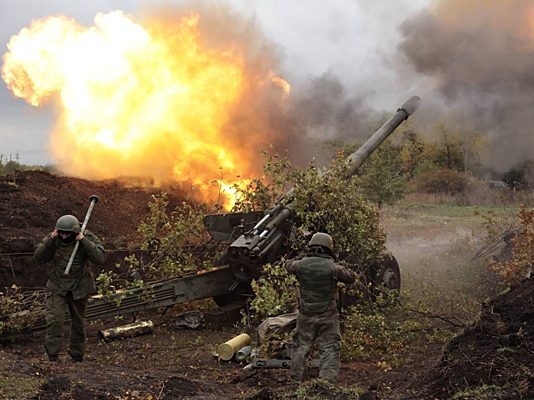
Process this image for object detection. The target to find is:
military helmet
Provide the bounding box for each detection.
[55,215,81,233]
[308,232,334,252]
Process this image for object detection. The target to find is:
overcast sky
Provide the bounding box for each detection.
[0,0,431,165]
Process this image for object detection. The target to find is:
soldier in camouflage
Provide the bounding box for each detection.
[34,214,105,362]
[285,232,356,381]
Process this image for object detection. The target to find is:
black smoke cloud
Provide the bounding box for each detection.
[399,0,534,172]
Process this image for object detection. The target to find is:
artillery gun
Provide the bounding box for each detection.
[1,96,420,334]
[205,95,421,305]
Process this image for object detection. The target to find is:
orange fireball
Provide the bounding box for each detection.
[1,10,290,208]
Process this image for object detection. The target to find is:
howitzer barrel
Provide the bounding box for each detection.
[346,95,421,177]
[280,95,421,201]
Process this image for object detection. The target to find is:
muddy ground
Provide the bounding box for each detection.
[0,309,445,400]
[1,171,533,399]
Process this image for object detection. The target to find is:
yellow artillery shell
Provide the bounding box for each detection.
[217,333,251,361]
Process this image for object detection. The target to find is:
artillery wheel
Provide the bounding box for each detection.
[365,254,401,301]
[339,254,401,307]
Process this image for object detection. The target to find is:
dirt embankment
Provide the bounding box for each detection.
[0,170,183,289]
[407,275,534,399]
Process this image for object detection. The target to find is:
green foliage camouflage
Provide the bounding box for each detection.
[133,193,217,280]
[245,263,298,324]
[0,285,45,335]
[229,153,386,323]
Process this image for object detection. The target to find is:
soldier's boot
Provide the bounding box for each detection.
[318,371,337,382]
[68,350,83,362]
[68,336,85,362]
[290,341,311,381]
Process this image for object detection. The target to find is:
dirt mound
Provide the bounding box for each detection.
[0,170,183,289]
[34,376,72,400]
[413,276,534,399]
[161,376,198,398]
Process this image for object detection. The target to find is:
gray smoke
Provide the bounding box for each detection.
[398,0,534,172]
[284,72,382,166]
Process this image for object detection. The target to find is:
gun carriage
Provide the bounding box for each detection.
[1,96,420,333]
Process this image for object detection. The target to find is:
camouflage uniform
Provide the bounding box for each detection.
[34,230,105,360]
[286,252,356,381]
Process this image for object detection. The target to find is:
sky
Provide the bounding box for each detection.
[0,0,431,165]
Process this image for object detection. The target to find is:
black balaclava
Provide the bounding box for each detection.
[59,233,76,244]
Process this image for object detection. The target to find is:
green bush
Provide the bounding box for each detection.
[288,154,386,266]
[414,169,469,194]
[231,153,386,267]
[490,206,534,285]
[341,294,417,363]
[359,143,407,207]
[0,285,45,335]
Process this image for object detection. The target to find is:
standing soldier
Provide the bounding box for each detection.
[34,214,105,362]
[285,232,356,382]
